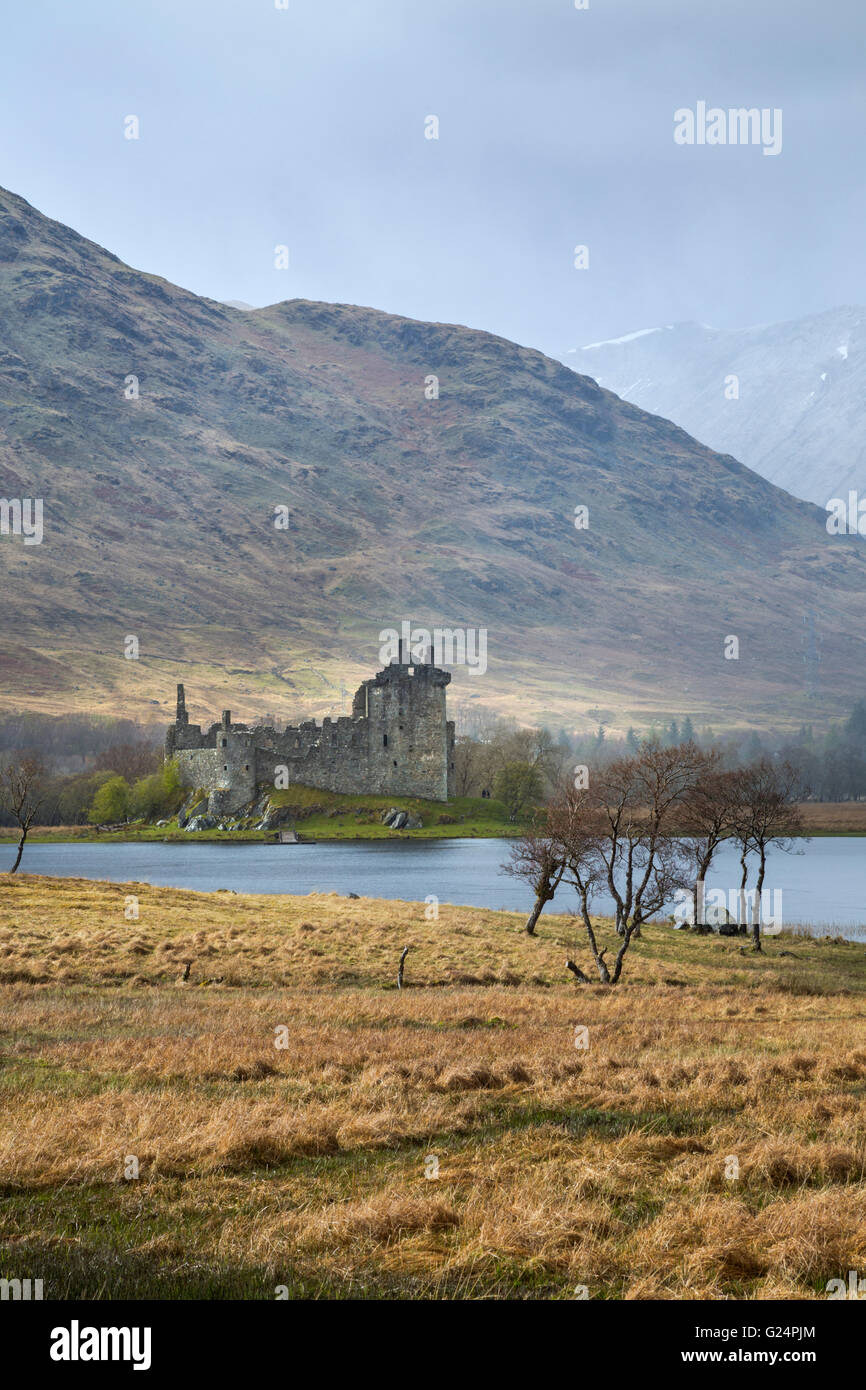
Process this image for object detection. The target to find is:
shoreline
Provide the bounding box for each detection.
[2,826,865,846]
[0,828,517,845]
[3,801,865,845]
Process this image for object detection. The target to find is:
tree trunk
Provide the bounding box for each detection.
[594,950,611,984]
[524,865,563,935]
[738,849,749,935]
[752,850,766,952]
[524,896,545,936]
[694,852,714,929]
[612,922,640,983]
[579,895,611,982]
[10,828,26,874]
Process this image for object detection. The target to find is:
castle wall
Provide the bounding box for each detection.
[166,661,455,814]
[169,711,257,815]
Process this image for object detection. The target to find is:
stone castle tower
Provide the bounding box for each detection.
[165,645,455,814]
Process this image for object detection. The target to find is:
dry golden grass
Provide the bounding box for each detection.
[797,802,866,834]
[0,874,864,1299]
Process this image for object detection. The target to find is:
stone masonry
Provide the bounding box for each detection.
[165,647,456,815]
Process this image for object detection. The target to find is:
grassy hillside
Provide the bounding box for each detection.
[252,785,512,838]
[1,874,864,1299]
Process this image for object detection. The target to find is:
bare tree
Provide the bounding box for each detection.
[452,735,486,797]
[727,770,755,937]
[547,786,610,977]
[679,757,742,930]
[732,758,804,951]
[94,741,161,783]
[507,744,705,983]
[505,830,566,935]
[596,743,706,941]
[0,756,48,874]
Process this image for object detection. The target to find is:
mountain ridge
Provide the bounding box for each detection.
[0,185,864,732]
[567,307,866,507]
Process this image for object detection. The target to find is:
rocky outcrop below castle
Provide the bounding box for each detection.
[175,789,424,835]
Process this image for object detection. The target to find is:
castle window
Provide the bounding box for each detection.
[383,734,388,747]
[244,765,249,772]
[223,765,228,772]
[393,760,397,767]
[221,738,227,748]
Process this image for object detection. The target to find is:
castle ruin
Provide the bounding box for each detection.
[165,646,455,814]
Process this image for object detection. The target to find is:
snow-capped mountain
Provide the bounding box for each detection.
[565,309,865,507]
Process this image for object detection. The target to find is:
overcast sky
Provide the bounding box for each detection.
[4,0,864,357]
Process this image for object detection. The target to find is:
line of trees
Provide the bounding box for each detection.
[0,742,165,829]
[455,700,866,804]
[0,755,186,870]
[506,744,803,983]
[87,761,185,826]
[0,713,162,767]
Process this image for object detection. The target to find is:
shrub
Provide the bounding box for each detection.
[88,775,130,825]
[128,759,185,822]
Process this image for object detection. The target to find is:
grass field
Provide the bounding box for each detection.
[796,802,866,835]
[1,873,865,1300]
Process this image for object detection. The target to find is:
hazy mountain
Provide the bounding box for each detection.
[566,310,866,507]
[0,186,864,732]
